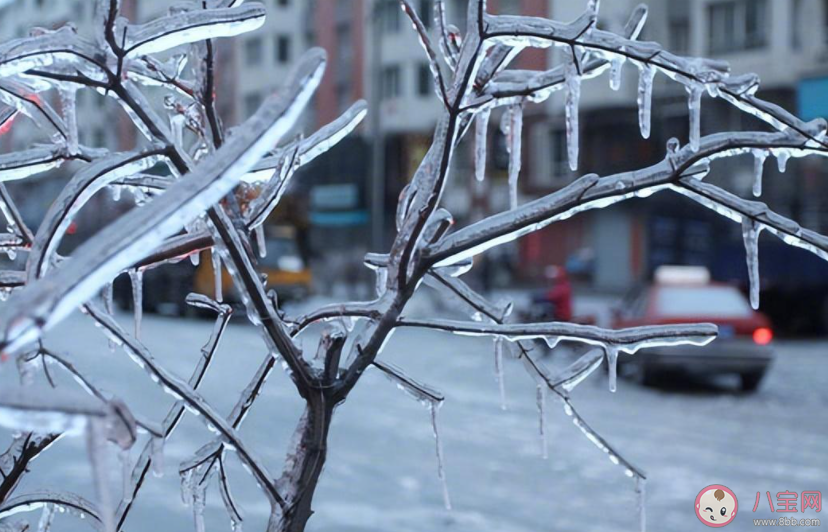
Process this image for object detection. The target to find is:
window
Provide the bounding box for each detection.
[74,1,84,21]
[93,127,106,148]
[655,286,752,318]
[419,0,432,29]
[824,0,828,45]
[417,63,432,97]
[549,128,569,178]
[275,35,290,64]
[244,93,262,117]
[245,37,263,65]
[708,0,767,54]
[792,0,802,49]
[499,0,521,15]
[381,65,401,99]
[379,0,400,34]
[669,19,690,54]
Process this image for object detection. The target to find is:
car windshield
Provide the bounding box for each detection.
[655,285,752,318]
[260,237,300,268]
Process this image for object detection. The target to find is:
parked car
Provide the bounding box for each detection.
[612,266,774,391]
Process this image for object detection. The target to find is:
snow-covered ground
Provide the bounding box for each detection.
[3,295,827,532]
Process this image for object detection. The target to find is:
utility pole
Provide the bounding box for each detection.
[369,0,385,251]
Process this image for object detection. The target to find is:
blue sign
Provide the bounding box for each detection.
[798,77,828,121]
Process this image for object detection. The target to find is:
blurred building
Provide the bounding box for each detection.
[520,0,828,294]
[2,0,828,305]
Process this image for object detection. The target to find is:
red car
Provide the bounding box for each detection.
[612,267,774,391]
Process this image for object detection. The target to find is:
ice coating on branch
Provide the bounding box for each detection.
[119,449,132,503]
[86,419,114,532]
[36,503,55,532]
[752,150,766,197]
[636,476,647,532]
[536,384,547,459]
[564,53,581,172]
[192,481,207,532]
[129,269,143,340]
[555,349,604,393]
[150,435,165,478]
[218,456,244,532]
[0,50,326,355]
[493,338,507,410]
[0,388,103,435]
[429,402,451,510]
[474,108,490,182]
[506,104,523,209]
[605,346,619,392]
[124,5,266,57]
[742,217,762,310]
[687,85,702,152]
[609,55,624,91]
[0,147,66,183]
[59,88,78,155]
[255,224,266,258]
[637,64,655,139]
[212,250,223,302]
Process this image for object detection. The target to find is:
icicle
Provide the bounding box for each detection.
[474,108,490,183]
[190,252,200,266]
[111,185,122,202]
[507,103,523,209]
[609,56,624,91]
[212,250,223,302]
[636,476,647,532]
[741,217,762,310]
[255,224,266,258]
[776,149,789,173]
[536,384,548,459]
[752,150,766,197]
[493,338,507,410]
[129,269,143,340]
[606,346,619,392]
[637,64,655,139]
[119,449,133,503]
[687,85,702,152]
[60,88,78,155]
[192,480,207,532]
[37,504,55,532]
[429,402,451,510]
[104,282,115,352]
[86,419,114,532]
[180,469,195,506]
[564,52,581,172]
[150,436,165,477]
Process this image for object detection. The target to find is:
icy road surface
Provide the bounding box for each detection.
[3,303,827,532]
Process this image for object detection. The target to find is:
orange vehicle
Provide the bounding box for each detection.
[193,225,312,303]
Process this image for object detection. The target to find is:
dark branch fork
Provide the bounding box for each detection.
[0,1,823,531]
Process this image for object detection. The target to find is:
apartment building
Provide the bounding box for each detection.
[517,0,828,291]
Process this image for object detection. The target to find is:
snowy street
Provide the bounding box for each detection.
[3,297,825,532]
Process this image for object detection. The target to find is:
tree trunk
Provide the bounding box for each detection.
[280,395,334,532]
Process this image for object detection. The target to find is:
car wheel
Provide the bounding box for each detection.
[740,371,765,392]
